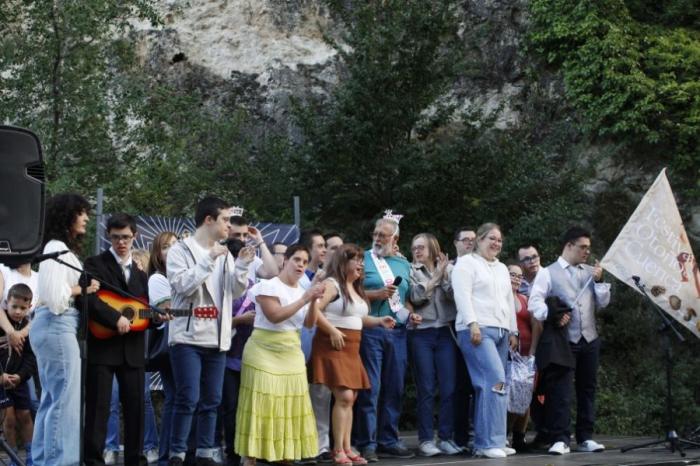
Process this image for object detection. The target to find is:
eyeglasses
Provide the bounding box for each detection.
[520,254,539,264]
[486,236,502,243]
[509,272,523,280]
[457,237,475,244]
[411,245,426,252]
[372,232,391,240]
[110,234,134,242]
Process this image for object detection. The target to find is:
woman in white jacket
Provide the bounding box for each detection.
[451,223,518,459]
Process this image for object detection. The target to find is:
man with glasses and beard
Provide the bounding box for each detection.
[353,211,420,462]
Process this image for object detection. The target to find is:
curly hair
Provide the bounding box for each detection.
[43,193,90,253]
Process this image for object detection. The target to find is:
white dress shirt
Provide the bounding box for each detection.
[528,256,611,321]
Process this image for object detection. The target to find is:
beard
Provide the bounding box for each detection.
[372,243,393,258]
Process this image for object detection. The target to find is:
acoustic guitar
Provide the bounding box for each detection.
[89,289,218,339]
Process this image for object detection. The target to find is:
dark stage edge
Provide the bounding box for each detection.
[7,434,696,466]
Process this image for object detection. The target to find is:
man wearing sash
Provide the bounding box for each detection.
[166,197,251,466]
[528,227,610,456]
[354,211,418,462]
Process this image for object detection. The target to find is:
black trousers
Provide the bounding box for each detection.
[541,337,600,445]
[453,341,474,447]
[85,363,146,466]
[221,368,241,465]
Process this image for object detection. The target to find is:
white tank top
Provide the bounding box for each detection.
[323,278,369,330]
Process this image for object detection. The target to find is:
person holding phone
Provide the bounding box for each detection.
[227,211,279,282]
[353,213,419,462]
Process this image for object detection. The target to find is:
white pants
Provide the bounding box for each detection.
[310,383,332,453]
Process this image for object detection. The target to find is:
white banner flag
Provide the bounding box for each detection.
[601,169,699,338]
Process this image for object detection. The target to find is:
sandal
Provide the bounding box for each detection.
[333,450,352,466]
[344,449,368,466]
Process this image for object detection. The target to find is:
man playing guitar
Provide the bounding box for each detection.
[80,213,162,466]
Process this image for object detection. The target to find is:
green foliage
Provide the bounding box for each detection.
[528,0,700,194]
[0,0,159,195]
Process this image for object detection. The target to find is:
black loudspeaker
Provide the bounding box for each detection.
[0,126,46,264]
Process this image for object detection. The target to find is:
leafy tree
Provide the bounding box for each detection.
[528,0,700,196]
[0,0,159,195]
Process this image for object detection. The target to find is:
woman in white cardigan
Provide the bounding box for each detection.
[451,223,518,459]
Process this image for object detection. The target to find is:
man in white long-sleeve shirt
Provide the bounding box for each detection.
[528,226,611,456]
[166,197,252,466]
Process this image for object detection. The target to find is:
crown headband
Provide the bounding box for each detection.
[382,209,403,224]
[229,206,245,217]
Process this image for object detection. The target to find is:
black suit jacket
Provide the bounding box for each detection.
[78,250,149,367]
[535,296,575,371]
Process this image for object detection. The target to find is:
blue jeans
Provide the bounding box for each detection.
[30,307,81,466]
[353,326,408,450]
[169,344,226,458]
[106,373,159,451]
[300,326,316,362]
[409,326,458,443]
[457,327,508,450]
[158,365,176,466]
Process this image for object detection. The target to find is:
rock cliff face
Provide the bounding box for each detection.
[132,0,533,137]
[131,0,697,236]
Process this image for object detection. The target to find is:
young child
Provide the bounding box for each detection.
[1,283,36,466]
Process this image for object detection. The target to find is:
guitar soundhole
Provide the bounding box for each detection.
[123,307,135,320]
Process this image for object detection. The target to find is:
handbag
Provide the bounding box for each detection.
[506,350,536,415]
[145,323,169,372]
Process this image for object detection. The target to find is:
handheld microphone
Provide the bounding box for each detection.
[392,276,403,286]
[32,250,69,264]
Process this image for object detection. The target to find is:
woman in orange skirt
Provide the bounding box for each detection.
[310,244,396,466]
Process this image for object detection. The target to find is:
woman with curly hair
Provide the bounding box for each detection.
[30,193,100,466]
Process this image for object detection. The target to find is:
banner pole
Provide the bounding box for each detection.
[293,195,300,230]
[95,187,104,255]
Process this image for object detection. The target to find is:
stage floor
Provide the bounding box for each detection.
[10,434,695,466]
[342,434,700,466]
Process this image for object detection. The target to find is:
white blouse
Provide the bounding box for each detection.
[37,240,81,315]
[252,277,308,331]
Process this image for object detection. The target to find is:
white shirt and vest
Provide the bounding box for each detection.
[528,257,611,343]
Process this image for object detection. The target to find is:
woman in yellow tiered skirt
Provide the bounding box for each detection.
[235,244,325,466]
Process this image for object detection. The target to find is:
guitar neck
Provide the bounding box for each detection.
[137,308,191,319]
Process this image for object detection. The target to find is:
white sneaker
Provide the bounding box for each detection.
[212,446,224,463]
[475,448,507,458]
[437,439,461,455]
[144,448,159,464]
[501,446,516,456]
[103,450,118,465]
[576,440,605,452]
[548,441,570,455]
[418,440,442,457]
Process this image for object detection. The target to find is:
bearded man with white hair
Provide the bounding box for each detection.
[352,211,420,462]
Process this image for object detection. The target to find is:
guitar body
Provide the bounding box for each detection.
[89,290,151,340]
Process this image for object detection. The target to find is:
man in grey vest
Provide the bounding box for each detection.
[528,227,611,455]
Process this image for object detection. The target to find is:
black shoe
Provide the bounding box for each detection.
[512,432,527,452]
[360,448,379,463]
[315,451,333,463]
[195,457,219,466]
[168,458,184,466]
[294,458,317,465]
[527,433,551,452]
[377,444,415,459]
